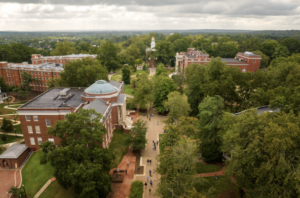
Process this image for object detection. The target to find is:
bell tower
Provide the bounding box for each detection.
[151,37,155,49]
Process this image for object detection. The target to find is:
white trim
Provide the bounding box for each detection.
[237,54,262,59]
[18,111,71,115]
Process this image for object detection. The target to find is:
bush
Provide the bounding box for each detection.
[1,135,7,142]
[129,180,144,198]
[1,118,14,132]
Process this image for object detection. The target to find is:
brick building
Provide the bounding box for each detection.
[0,54,97,92]
[175,48,262,73]
[17,80,132,150]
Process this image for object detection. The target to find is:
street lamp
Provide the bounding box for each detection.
[22,184,27,198]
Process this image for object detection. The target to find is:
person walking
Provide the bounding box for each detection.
[154,142,156,146]
[144,182,147,188]
[149,170,152,176]
[147,175,149,181]
[147,159,149,164]
[157,140,159,145]
[150,160,152,164]
[127,161,129,167]
[150,180,153,186]
[215,174,218,180]
[153,140,154,144]
[153,145,155,150]
[125,170,127,174]
[149,188,151,194]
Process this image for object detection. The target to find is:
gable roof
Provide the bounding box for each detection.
[0,144,28,159]
[82,98,109,118]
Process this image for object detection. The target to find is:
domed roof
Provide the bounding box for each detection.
[85,80,118,94]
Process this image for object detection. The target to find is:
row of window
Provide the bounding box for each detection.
[25,116,51,126]
[31,82,46,86]
[30,137,54,145]
[34,59,66,64]
[33,87,46,91]
[20,70,60,76]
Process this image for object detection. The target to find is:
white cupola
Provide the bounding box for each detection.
[151,37,155,49]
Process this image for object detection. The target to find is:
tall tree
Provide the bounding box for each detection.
[126,44,141,59]
[153,76,176,113]
[155,63,168,77]
[261,39,279,58]
[164,91,191,124]
[125,119,147,151]
[20,72,38,91]
[173,38,190,53]
[155,40,175,65]
[133,72,153,109]
[272,45,290,59]
[60,58,108,87]
[51,41,76,55]
[252,50,270,68]
[198,95,224,162]
[0,76,8,92]
[221,110,300,198]
[122,65,131,85]
[97,41,121,71]
[43,109,113,198]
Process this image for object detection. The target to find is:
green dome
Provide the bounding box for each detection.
[85,80,118,94]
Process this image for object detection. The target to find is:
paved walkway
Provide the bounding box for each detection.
[135,109,165,198]
[108,147,136,198]
[0,168,21,198]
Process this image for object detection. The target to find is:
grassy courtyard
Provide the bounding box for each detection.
[196,162,222,174]
[40,180,74,198]
[195,176,238,197]
[22,151,55,197]
[108,129,130,169]
[0,134,23,144]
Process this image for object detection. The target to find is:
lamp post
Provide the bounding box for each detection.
[22,184,27,198]
[14,128,16,137]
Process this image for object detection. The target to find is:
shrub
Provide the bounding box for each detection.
[1,135,7,142]
[129,180,144,198]
[1,118,14,132]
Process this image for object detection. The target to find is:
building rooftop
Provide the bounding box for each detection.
[117,93,126,104]
[34,54,97,59]
[82,98,108,118]
[184,53,209,59]
[19,87,85,109]
[0,144,28,159]
[85,80,119,95]
[221,58,248,64]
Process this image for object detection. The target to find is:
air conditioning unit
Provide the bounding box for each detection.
[59,88,71,98]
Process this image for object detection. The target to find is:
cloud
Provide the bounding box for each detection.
[0,0,299,30]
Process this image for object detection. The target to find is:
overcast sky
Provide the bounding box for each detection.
[0,0,299,31]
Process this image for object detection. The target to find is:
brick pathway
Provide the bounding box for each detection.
[108,146,136,198]
[0,168,21,198]
[135,109,166,198]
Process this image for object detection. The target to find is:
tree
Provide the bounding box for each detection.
[164,91,191,124]
[214,41,238,58]
[261,39,279,58]
[122,65,131,85]
[0,76,8,92]
[168,33,182,43]
[46,77,61,89]
[172,70,185,94]
[126,119,147,151]
[97,41,121,71]
[51,41,76,55]
[1,118,13,132]
[133,72,153,110]
[221,110,300,198]
[155,63,168,77]
[153,76,176,113]
[0,43,38,63]
[20,72,38,91]
[43,109,113,198]
[156,137,205,198]
[155,40,175,65]
[18,89,29,102]
[282,37,300,54]
[272,45,290,59]
[126,44,141,59]
[198,96,224,162]
[60,58,108,87]
[173,38,190,53]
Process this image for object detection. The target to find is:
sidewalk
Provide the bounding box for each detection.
[135,109,165,198]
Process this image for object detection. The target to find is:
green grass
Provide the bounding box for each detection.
[22,151,55,197]
[124,84,134,95]
[196,163,222,174]
[195,176,238,198]
[0,124,23,134]
[159,134,165,153]
[108,129,130,169]
[0,134,23,144]
[0,101,27,115]
[111,73,122,81]
[0,146,6,154]
[40,180,74,198]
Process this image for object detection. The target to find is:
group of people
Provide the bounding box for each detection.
[147,114,154,121]
[145,171,154,194]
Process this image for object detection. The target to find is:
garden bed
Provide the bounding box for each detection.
[133,150,144,174]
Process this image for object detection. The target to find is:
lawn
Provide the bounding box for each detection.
[0,101,27,115]
[22,151,55,197]
[196,163,222,174]
[111,73,122,81]
[40,180,74,198]
[124,84,134,95]
[0,134,23,144]
[195,176,238,198]
[0,124,23,134]
[108,129,130,169]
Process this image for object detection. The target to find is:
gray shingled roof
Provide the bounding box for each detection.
[117,93,126,104]
[82,98,108,118]
[109,80,122,89]
[0,144,28,159]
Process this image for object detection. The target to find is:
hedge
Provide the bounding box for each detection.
[129,180,144,198]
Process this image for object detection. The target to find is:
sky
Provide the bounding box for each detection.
[0,0,299,31]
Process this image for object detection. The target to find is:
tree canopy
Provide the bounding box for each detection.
[97,41,121,71]
[42,109,113,198]
[125,119,147,151]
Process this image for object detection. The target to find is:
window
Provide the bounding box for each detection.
[27,126,33,133]
[35,72,36,75]
[34,87,36,90]
[48,73,50,76]
[39,77,40,80]
[48,138,54,144]
[57,73,59,76]
[38,72,40,75]
[25,115,31,121]
[54,73,56,76]
[41,72,43,75]
[33,115,38,121]
[35,126,41,133]
[7,74,8,77]
[37,137,42,145]
[10,74,12,77]
[37,88,39,91]
[42,77,44,80]
[30,137,35,145]
[253,60,256,63]
[43,88,46,91]
[43,83,45,86]
[45,77,47,80]
[46,119,51,127]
